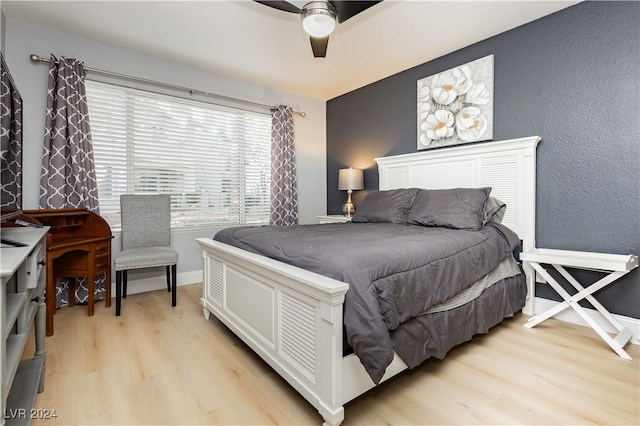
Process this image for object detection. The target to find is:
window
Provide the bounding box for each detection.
[86,81,271,231]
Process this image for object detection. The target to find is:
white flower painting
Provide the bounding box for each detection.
[417,55,494,150]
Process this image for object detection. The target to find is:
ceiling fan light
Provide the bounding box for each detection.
[301,1,336,38]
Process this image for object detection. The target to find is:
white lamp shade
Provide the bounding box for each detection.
[338,168,364,191]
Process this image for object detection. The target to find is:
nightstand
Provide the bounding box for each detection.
[316,215,352,224]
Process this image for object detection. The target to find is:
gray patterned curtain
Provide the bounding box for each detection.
[40,55,99,211]
[0,52,22,209]
[270,105,298,226]
[40,55,104,308]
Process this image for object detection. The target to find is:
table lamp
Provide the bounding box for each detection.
[338,167,364,217]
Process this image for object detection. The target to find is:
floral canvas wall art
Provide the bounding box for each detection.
[417,54,494,150]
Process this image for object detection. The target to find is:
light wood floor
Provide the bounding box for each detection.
[25,284,639,425]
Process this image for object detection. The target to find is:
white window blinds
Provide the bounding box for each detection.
[86,81,271,231]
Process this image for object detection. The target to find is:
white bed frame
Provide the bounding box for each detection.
[196,136,540,426]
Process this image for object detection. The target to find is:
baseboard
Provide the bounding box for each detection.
[533,296,640,345]
[109,276,639,346]
[109,270,202,296]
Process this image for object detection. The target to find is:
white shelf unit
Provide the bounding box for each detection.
[1,227,48,426]
[316,215,352,224]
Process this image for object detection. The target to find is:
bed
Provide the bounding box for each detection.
[196,136,540,426]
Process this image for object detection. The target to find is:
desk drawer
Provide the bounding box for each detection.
[94,252,110,273]
[94,242,111,273]
[94,242,110,254]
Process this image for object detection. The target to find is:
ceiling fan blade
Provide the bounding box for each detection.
[330,1,382,23]
[254,0,301,14]
[310,36,329,58]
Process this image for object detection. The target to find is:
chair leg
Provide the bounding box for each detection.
[115,270,122,316]
[122,270,128,298]
[166,265,171,292]
[171,264,177,307]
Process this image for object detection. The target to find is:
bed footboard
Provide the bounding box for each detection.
[197,237,350,426]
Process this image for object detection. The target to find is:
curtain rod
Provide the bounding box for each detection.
[29,54,306,117]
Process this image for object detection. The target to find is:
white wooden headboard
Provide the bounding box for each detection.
[376,136,541,314]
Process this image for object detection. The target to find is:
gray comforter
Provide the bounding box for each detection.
[214,222,521,384]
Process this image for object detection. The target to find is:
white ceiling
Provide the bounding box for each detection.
[2,0,579,100]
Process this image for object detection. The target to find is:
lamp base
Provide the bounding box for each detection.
[342,202,355,217]
[341,188,356,217]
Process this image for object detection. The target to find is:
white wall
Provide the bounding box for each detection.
[1,12,5,52]
[3,18,327,288]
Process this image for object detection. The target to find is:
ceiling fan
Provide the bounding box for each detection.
[255,1,382,58]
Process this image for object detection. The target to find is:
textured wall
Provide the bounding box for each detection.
[327,1,639,318]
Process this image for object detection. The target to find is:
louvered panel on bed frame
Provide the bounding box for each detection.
[206,257,223,303]
[280,292,318,381]
[197,136,540,426]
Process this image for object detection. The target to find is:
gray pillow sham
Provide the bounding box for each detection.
[352,188,420,224]
[482,196,506,225]
[406,187,491,230]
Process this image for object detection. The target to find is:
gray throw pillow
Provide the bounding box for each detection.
[406,187,491,230]
[482,196,506,225]
[352,188,420,224]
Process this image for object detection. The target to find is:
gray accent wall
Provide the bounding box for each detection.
[327,2,639,318]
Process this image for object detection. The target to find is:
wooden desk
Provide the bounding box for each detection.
[20,209,113,336]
